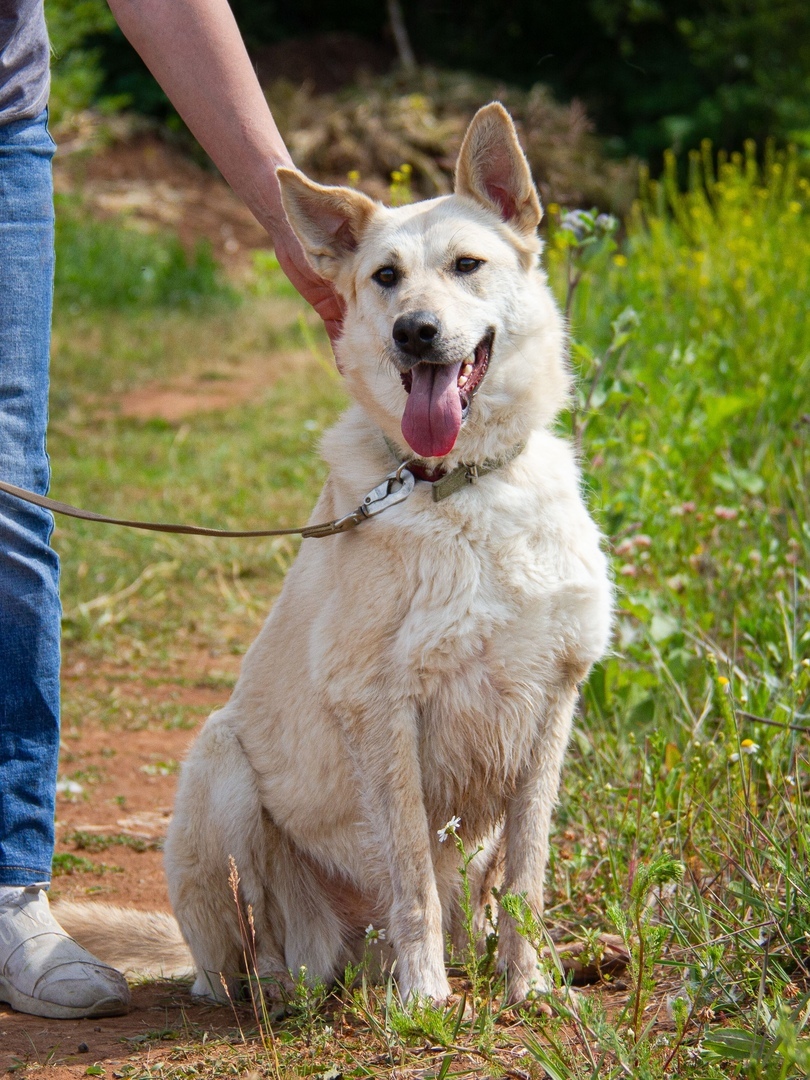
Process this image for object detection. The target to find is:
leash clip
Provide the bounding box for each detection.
[360,463,415,518]
[300,464,415,539]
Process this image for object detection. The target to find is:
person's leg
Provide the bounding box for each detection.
[0,110,129,1019]
[0,110,60,892]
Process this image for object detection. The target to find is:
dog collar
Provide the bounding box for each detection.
[383,436,526,503]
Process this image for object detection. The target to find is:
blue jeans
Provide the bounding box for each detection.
[0,109,60,887]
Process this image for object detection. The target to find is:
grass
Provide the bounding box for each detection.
[538,142,810,1077]
[45,144,809,1077]
[51,852,123,876]
[54,194,238,311]
[66,830,162,854]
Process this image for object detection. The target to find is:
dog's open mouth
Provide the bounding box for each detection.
[399,332,493,458]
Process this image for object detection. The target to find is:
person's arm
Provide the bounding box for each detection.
[106,0,343,343]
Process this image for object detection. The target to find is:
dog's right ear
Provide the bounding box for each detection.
[277,168,377,279]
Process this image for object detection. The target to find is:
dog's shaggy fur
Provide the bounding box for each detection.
[59,104,613,1007]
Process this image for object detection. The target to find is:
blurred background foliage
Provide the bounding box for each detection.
[45,0,116,120]
[46,0,810,166]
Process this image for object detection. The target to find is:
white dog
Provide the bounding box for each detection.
[60,103,613,1007]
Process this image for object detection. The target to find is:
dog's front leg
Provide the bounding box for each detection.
[497,688,578,1005]
[343,704,451,1006]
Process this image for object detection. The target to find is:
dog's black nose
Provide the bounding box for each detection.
[392,311,441,360]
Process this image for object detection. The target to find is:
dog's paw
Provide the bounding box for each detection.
[400,973,453,1009]
[251,968,296,1019]
[501,963,552,1009]
[497,933,554,1010]
[445,991,475,1019]
[396,946,452,1008]
[191,971,233,1003]
[500,967,584,1020]
[404,984,454,1009]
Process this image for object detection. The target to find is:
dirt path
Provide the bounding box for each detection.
[0,643,245,1074]
[0,984,265,1077]
[52,648,243,912]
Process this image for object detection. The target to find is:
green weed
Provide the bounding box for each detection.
[537,143,810,1076]
[66,830,162,853]
[51,852,123,876]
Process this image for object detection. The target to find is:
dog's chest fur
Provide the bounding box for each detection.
[279,425,612,843]
[227,413,609,878]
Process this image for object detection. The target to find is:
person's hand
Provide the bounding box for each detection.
[273,232,345,351]
[103,0,346,352]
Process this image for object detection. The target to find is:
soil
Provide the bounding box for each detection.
[53,650,245,912]
[0,644,250,1076]
[0,984,261,1077]
[112,346,316,422]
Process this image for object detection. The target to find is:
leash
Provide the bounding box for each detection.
[0,440,525,539]
[0,466,415,540]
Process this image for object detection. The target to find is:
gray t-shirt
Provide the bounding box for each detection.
[0,0,49,124]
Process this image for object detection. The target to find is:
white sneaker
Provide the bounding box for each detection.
[0,885,130,1019]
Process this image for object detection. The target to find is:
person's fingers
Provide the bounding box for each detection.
[273,238,345,351]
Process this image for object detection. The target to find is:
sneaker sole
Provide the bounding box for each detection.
[0,976,129,1020]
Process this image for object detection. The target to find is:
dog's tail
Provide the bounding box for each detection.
[54,902,194,979]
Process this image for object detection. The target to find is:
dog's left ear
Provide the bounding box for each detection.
[277,168,377,279]
[455,103,542,237]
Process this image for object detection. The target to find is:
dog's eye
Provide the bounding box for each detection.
[455,257,483,274]
[372,266,399,287]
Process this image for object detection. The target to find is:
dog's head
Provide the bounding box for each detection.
[278,103,568,464]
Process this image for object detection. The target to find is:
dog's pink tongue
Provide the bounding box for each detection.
[401,362,463,458]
